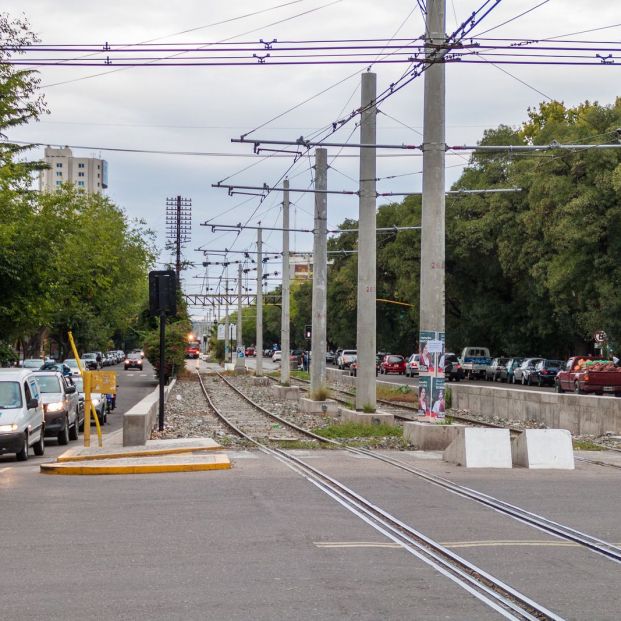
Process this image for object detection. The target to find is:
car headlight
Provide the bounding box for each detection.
[0,424,18,432]
[46,401,64,413]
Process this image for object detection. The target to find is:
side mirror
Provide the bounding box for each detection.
[66,385,76,394]
[27,398,39,409]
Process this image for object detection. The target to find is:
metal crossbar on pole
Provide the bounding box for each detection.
[202,223,422,233]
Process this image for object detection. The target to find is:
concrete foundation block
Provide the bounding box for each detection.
[299,397,338,414]
[403,421,466,450]
[252,377,271,387]
[271,385,300,401]
[224,363,235,372]
[337,406,394,426]
[511,429,575,469]
[443,428,512,468]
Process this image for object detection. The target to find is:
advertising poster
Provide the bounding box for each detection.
[418,330,446,418]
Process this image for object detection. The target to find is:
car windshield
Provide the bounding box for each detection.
[0,382,22,408]
[83,354,96,360]
[388,356,403,363]
[22,359,44,368]
[64,359,79,368]
[36,376,61,393]
[446,355,458,362]
[545,360,563,368]
[128,353,141,360]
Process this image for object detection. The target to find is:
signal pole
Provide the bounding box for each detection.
[280,180,291,385]
[256,227,264,376]
[310,148,328,396]
[419,0,447,414]
[224,275,230,364]
[355,71,377,411]
[235,262,245,369]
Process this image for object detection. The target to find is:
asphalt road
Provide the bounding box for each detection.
[0,359,158,467]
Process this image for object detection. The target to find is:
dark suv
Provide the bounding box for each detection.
[124,353,143,371]
[444,353,464,382]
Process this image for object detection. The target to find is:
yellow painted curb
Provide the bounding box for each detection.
[56,444,222,463]
[40,455,231,475]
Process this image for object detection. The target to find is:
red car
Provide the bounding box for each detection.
[245,347,256,357]
[380,354,406,375]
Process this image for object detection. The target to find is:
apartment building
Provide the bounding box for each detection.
[39,146,108,193]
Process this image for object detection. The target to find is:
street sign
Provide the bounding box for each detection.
[594,330,608,343]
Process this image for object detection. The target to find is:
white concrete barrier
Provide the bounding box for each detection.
[511,429,575,469]
[123,379,176,446]
[403,421,466,451]
[443,428,512,468]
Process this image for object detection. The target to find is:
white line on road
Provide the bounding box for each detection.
[0,467,13,474]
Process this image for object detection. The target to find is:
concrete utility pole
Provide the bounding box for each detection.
[256,227,263,376]
[310,148,328,397]
[355,72,377,411]
[280,180,291,386]
[419,0,447,409]
[224,275,230,364]
[235,262,245,369]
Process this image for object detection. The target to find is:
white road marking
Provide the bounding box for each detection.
[0,467,13,474]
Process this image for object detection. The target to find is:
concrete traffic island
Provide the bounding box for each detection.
[336,406,394,426]
[299,397,338,414]
[40,437,231,475]
[271,385,300,401]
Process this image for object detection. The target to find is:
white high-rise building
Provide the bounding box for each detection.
[39,146,108,194]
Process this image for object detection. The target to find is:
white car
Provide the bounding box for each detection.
[0,369,45,460]
[272,350,282,363]
[337,349,357,369]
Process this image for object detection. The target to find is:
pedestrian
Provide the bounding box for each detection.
[303,351,309,372]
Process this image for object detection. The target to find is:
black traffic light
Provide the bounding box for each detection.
[149,270,177,316]
[304,324,312,340]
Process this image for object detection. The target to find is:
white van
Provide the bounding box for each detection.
[0,369,45,460]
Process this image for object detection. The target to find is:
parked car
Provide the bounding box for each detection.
[513,358,544,385]
[20,358,45,369]
[33,371,81,444]
[337,350,357,370]
[245,347,256,357]
[533,359,563,387]
[272,350,282,363]
[63,359,84,377]
[485,357,510,382]
[326,351,335,363]
[349,356,379,377]
[124,352,143,371]
[499,357,523,383]
[380,354,406,375]
[405,354,421,378]
[444,353,465,382]
[82,353,100,370]
[72,376,107,425]
[0,369,46,460]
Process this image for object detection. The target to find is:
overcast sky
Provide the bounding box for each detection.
[7,1,621,318]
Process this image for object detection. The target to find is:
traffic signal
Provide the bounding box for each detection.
[304,324,312,339]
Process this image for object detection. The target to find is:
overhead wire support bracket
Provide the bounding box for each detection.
[232,137,421,150]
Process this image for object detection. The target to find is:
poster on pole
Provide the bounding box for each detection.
[217,324,225,340]
[418,330,446,418]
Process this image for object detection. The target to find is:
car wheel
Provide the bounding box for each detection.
[58,418,70,445]
[537,377,542,387]
[556,382,564,394]
[527,375,532,386]
[15,432,29,461]
[33,430,45,456]
[69,411,79,441]
[574,382,583,395]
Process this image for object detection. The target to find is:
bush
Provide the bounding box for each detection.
[143,319,190,383]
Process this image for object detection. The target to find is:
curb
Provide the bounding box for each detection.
[41,454,231,475]
[56,443,222,463]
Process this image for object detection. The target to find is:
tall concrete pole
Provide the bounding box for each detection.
[224,276,230,365]
[280,180,291,386]
[310,148,328,397]
[419,0,446,412]
[235,262,245,369]
[355,72,377,411]
[255,227,263,376]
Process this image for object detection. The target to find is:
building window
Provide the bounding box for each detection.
[78,181,85,187]
[97,173,100,178]
[56,180,62,186]
[56,163,63,168]
[78,172,85,177]
[97,165,100,169]
[78,163,85,169]
[56,171,62,177]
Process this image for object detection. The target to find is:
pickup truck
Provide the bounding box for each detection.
[555,356,621,395]
[460,347,492,380]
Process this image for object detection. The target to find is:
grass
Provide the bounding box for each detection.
[362,404,376,413]
[377,384,418,403]
[311,386,330,401]
[573,439,606,451]
[291,370,310,381]
[313,421,402,439]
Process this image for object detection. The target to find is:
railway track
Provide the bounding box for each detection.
[197,371,564,621]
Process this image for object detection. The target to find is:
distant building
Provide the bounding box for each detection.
[290,253,313,280]
[39,146,108,193]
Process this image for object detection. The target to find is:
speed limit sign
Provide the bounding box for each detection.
[594,330,607,343]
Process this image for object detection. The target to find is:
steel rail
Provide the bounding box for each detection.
[198,371,560,620]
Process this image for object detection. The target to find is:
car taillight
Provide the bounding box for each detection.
[456,364,461,370]
[584,374,590,381]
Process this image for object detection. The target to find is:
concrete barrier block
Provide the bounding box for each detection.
[511,429,574,469]
[299,397,338,414]
[337,406,394,426]
[443,428,512,468]
[252,377,271,387]
[271,385,300,401]
[403,421,466,450]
